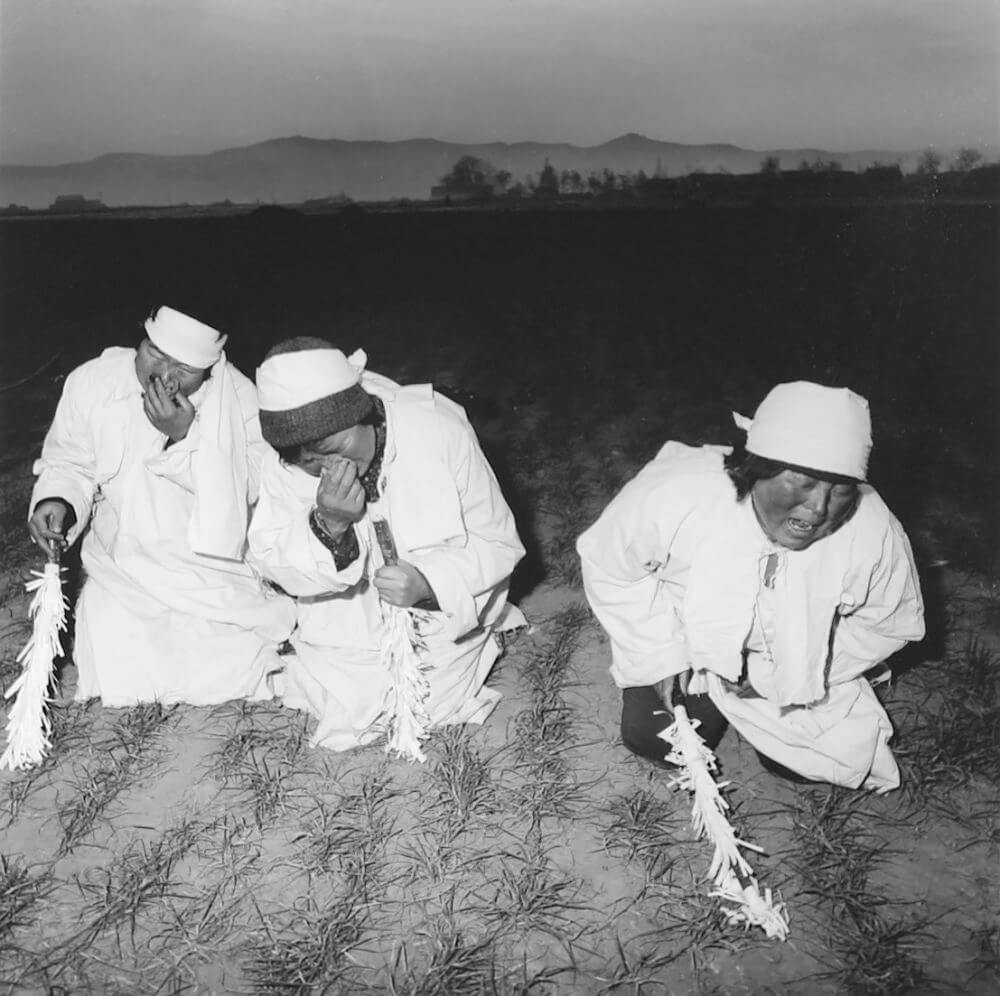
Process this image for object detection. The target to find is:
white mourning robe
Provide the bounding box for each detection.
[248,375,526,752]
[577,442,925,791]
[30,348,295,706]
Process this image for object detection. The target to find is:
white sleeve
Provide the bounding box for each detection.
[829,518,925,684]
[248,455,370,597]
[406,414,525,639]
[146,372,264,499]
[30,365,98,543]
[245,411,271,506]
[576,464,695,688]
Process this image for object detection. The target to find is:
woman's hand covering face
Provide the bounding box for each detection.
[314,456,366,537]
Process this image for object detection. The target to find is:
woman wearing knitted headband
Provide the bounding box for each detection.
[577,382,925,791]
[248,337,526,755]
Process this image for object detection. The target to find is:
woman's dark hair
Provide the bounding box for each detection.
[275,443,307,466]
[724,442,859,500]
[724,445,788,500]
[275,402,381,466]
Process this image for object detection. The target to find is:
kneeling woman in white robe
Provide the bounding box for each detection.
[28,306,295,707]
[248,337,526,754]
[577,382,925,793]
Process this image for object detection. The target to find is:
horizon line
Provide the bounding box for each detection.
[3,131,992,170]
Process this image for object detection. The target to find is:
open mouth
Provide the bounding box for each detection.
[785,517,818,537]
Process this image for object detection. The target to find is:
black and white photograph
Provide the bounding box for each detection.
[0,1,997,992]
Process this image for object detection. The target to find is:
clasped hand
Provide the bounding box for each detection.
[28,498,77,559]
[314,457,366,538]
[143,376,196,442]
[373,561,434,609]
[655,669,691,713]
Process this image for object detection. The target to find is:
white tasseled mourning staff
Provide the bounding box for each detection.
[368,516,433,762]
[379,600,433,762]
[659,685,790,940]
[1,554,69,771]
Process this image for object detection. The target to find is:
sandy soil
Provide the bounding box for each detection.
[1,204,997,994]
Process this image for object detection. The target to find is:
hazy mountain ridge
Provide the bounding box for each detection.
[0,133,971,209]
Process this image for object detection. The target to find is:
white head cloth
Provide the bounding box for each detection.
[733,381,872,481]
[256,347,368,410]
[145,306,228,369]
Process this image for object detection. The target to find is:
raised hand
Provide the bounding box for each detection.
[314,456,366,538]
[142,374,196,442]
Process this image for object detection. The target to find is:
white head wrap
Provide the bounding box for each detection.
[256,347,367,411]
[733,381,872,481]
[145,306,228,369]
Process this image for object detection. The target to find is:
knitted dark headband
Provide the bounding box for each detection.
[259,384,373,448]
[258,336,374,448]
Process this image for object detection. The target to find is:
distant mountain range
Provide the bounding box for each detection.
[0,133,976,209]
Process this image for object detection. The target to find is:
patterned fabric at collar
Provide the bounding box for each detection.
[360,397,387,502]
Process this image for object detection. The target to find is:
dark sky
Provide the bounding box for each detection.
[1,0,997,165]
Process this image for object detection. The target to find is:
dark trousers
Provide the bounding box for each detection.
[620,684,814,783]
[620,685,728,766]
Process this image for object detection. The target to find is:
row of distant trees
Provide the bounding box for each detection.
[760,146,985,176]
[439,147,993,199]
[915,146,984,175]
[439,155,667,197]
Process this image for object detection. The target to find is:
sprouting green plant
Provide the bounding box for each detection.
[789,788,885,914]
[474,842,586,940]
[57,703,176,854]
[786,786,932,994]
[245,893,367,995]
[2,700,95,829]
[0,854,53,939]
[594,934,684,995]
[424,727,500,834]
[602,788,685,880]
[389,919,499,996]
[70,818,205,951]
[967,922,1000,989]
[816,907,930,995]
[643,874,755,974]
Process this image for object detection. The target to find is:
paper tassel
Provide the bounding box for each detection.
[1,561,69,771]
[363,515,433,763]
[379,603,432,762]
[659,700,789,940]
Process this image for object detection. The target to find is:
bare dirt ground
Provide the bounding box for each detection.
[1,204,997,994]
